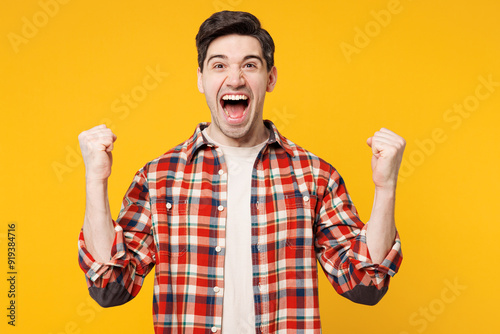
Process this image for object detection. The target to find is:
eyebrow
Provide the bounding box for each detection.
[206,54,264,65]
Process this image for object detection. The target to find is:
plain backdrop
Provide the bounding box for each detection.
[1,0,499,333]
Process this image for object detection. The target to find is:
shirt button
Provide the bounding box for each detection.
[166,202,172,210]
[218,169,224,175]
[303,196,310,202]
[218,205,224,211]
[211,327,218,333]
[213,286,220,293]
[215,246,222,253]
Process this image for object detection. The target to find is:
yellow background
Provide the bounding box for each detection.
[1,0,499,333]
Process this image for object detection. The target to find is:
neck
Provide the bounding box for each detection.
[206,122,269,147]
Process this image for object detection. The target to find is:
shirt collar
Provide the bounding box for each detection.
[186,120,295,163]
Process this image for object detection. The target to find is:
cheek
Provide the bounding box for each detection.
[205,85,221,108]
[205,78,223,96]
[249,77,269,94]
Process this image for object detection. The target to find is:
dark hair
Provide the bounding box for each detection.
[196,11,275,72]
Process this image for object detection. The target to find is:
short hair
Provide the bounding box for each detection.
[195,11,275,72]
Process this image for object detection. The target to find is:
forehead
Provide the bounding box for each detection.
[205,34,264,62]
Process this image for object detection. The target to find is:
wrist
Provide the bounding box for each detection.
[374,185,396,198]
[85,176,109,187]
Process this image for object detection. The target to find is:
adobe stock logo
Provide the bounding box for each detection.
[270,106,295,131]
[52,64,169,183]
[47,295,103,334]
[399,277,467,334]
[7,0,72,54]
[340,0,416,64]
[398,74,499,182]
[109,65,168,121]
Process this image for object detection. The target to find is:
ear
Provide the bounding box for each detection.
[197,67,204,94]
[266,66,278,93]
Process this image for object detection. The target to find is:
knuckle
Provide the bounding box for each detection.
[78,131,88,142]
[386,146,397,155]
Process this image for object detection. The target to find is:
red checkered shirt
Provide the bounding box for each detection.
[78,121,402,334]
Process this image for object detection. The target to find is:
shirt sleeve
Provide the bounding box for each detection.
[314,168,402,305]
[78,167,156,307]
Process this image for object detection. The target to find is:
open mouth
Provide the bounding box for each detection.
[220,94,249,123]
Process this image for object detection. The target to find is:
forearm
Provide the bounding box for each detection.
[82,178,115,263]
[366,187,397,264]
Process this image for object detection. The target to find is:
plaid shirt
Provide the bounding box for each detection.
[78,121,402,334]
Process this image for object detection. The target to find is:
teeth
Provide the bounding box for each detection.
[222,94,248,101]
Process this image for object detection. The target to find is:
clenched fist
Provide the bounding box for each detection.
[78,125,117,181]
[366,128,406,190]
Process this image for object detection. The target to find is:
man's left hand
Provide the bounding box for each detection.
[366,128,406,190]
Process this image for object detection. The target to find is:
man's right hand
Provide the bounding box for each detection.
[78,125,117,181]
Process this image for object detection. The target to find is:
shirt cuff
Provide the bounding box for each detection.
[78,220,128,282]
[347,224,402,283]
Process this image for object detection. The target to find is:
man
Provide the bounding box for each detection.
[78,11,405,334]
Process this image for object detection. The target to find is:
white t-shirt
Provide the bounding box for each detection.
[203,129,267,334]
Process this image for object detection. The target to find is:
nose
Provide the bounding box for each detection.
[225,66,245,88]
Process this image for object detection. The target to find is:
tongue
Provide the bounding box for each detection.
[225,102,246,118]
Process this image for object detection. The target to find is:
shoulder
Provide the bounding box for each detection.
[281,135,338,178]
[124,128,193,181]
[282,137,350,204]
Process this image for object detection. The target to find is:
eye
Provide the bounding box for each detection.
[213,63,225,69]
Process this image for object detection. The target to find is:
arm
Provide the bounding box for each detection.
[315,168,402,306]
[77,125,155,307]
[366,128,406,264]
[315,128,405,304]
[78,125,117,263]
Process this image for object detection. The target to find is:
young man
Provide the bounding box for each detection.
[78,11,405,334]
